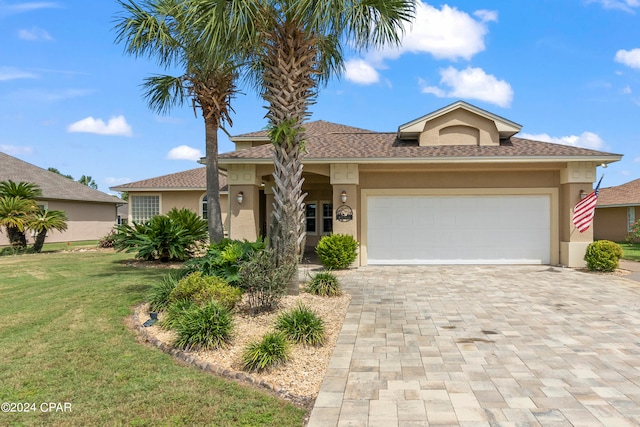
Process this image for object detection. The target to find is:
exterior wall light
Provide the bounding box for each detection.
[340,190,347,203]
[579,190,587,199]
[236,191,244,204]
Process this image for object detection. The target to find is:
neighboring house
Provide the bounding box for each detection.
[0,151,123,245]
[109,167,229,232]
[594,178,640,242]
[216,101,622,267]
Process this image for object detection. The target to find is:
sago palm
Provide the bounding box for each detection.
[0,196,38,248]
[29,209,68,253]
[114,0,239,243]
[192,0,415,280]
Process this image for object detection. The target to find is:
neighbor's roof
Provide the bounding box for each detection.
[219,120,622,164]
[597,178,640,207]
[110,167,228,192]
[0,151,122,204]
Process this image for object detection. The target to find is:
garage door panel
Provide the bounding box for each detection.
[367,195,550,265]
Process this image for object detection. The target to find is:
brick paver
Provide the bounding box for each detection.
[307,265,640,426]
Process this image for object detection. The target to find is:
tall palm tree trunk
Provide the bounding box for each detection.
[261,20,318,293]
[204,118,225,243]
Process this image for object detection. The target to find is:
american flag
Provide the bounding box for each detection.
[572,176,603,233]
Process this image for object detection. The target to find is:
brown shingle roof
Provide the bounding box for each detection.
[597,178,640,207]
[0,151,122,204]
[110,167,228,192]
[233,120,377,139]
[220,120,621,163]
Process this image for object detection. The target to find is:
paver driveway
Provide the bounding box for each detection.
[307,265,640,426]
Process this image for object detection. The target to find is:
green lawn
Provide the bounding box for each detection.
[0,251,305,426]
[620,243,640,262]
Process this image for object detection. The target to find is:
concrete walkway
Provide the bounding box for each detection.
[307,265,640,426]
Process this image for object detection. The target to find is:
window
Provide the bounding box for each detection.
[305,203,317,234]
[629,207,637,233]
[322,202,333,234]
[131,195,159,222]
[202,196,208,220]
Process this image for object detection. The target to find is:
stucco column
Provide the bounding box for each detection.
[331,164,360,265]
[559,162,597,267]
[227,164,261,241]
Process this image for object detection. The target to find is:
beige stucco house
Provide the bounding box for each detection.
[110,167,230,232]
[594,178,640,242]
[217,101,622,267]
[0,151,123,245]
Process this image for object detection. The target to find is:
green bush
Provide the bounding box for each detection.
[275,304,325,346]
[305,271,341,297]
[98,230,117,248]
[113,208,208,262]
[238,248,296,314]
[584,240,623,272]
[147,272,180,312]
[316,234,358,269]
[185,238,265,285]
[173,300,234,351]
[169,272,242,310]
[242,332,289,373]
[159,299,195,330]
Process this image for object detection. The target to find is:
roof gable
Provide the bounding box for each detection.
[0,151,122,204]
[597,178,640,207]
[110,167,228,192]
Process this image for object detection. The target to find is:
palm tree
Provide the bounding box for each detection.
[78,175,98,189]
[29,209,68,253]
[0,180,42,248]
[114,0,238,244]
[193,0,415,276]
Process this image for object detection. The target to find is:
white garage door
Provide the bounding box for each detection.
[366,195,550,265]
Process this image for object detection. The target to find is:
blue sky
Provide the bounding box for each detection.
[1,0,639,195]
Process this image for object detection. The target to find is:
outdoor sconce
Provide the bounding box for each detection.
[236,191,244,204]
[340,190,347,203]
[579,190,587,199]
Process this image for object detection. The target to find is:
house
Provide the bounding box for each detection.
[594,178,640,242]
[0,151,123,245]
[216,101,622,267]
[110,167,229,231]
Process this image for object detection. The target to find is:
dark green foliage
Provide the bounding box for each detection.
[242,332,289,373]
[160,299,195,330]
[238,248,296,314]
[113,208,208,262]
[173,300,234,351]
[147,272,180,312]
[185,238,265,285]
[305,271,341,296]
[584,240,624,272]
[316,234,358,269]
[275,304,325,346]
[169,272,242,310]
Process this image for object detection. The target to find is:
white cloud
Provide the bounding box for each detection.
[615,48,640,69]
[420,66,513,108]
[0,144,33,156]
[166,145,203,161]
[0,2,59,15]
[623,85,632,94]
[588,0,640,12]
[18,27,53,41]
[520,131,607,150]
[0,66,38,81]
[5,88,94,102]
[67,115,133,137]
[344,59,380,85]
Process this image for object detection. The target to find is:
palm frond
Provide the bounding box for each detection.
[142,74,189,114]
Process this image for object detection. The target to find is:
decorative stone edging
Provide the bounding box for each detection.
[130,304,314,409]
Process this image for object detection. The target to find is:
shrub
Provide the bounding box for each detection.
[305,271,341,297]
[113,209,208,262]
[147,272,181,312]
[98,230,117,248]
[169,272,242,310]
[584,240,623,272]
[275,304,325,346]
[238,248,296,314]
[185,238,265,285]
[242,332,289,373]
[316,234,358,269]
[173,301,234,351]
[629,219,640,244]
[159,299,195,330]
